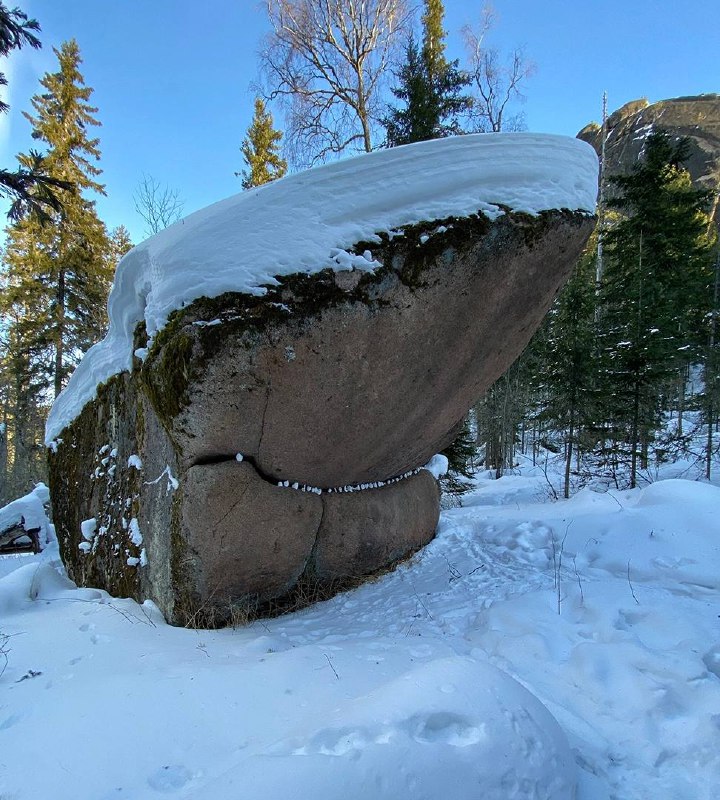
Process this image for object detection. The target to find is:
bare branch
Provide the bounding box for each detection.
[133,174,184,238]
[260,0,409,168]
[462,6,535,133]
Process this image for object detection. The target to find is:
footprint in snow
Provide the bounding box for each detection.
[407,712,485,747]
[147,765,192,793]
[613,608,649,631]
[0,712,22,730]
[78,623,95,632]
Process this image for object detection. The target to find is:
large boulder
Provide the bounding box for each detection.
[144,211,592,487]
[47,134,597,626]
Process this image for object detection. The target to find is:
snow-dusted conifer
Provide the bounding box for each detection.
[384,0,469,146]
[598,131,715,486]
[238,97,287,189]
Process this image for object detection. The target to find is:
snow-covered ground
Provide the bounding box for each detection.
[1,464,717,799]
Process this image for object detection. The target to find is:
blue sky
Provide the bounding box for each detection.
[0,0,718,243]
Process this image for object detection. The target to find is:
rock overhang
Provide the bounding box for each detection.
[139,208,596,488]
[46,133,598,446]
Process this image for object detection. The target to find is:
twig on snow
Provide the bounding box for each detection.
[627,560,640,605]
[324,653,340,680]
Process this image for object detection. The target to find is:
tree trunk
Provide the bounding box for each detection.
[708,396,715,482]
[677,366,686,437]
[707,252,720,480]
[0,412,7,505]
[564,410,574,499]
[532,420,538,466]
[630,380,640,489]
[54,268,66,399]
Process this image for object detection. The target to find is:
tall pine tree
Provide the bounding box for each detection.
[237,97,287,189]
[421,0,447,81]
[1,39,112,399]
[0,39,113,495]
[384,0,469,146]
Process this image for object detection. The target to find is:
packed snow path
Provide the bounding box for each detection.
[1,471,718,799]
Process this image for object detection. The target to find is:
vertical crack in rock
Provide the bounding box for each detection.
[301,492,327,583]
[256,380,272,470]
[214,484,250,553]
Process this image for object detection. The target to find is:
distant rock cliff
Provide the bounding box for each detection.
[578,94,720,220]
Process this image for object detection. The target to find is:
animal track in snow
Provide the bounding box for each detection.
[0,712,22,730]
[614,608,649,631]
[290,711,484,759]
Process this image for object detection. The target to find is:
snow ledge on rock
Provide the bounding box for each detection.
[46,133,598,444]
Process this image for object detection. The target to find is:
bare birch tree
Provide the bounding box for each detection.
[133,175,184,237]
[260,0,408,166]
[462,6,534,133]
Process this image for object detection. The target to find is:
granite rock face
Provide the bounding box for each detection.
[49,209,594,626]
[578,94,720,221]
[148,212,594,486]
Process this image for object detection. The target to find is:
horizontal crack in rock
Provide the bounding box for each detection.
[189,452,427,494]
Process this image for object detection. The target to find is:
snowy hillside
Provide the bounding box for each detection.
[1,467,717,799]
[46,133,598,443]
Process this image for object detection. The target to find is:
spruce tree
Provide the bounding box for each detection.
[237,97,287,189]
[384,0,469,146]
[108,225,133,266]
[0,40,112,401]
[537,245,597,497]
[439,416,477,501]
[383,35,432,146]
[421,0,448,82]
[597,131,715,486]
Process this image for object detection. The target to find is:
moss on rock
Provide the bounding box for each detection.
[49,372,144,600]
[140,327,195,430]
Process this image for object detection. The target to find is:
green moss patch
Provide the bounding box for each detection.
[139,328,195,429]
[48,372,143,599]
